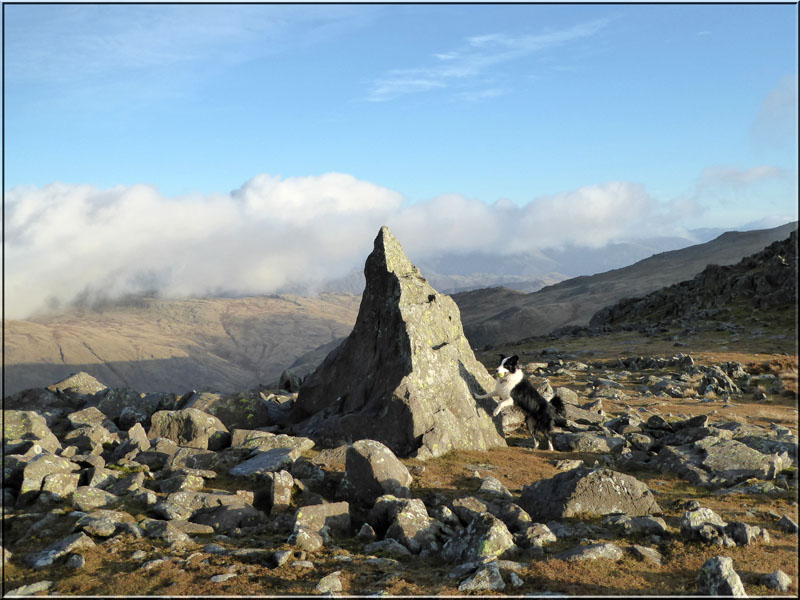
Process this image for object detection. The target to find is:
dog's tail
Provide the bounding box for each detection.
[549,394,568,427]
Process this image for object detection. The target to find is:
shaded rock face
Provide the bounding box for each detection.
[293,226,505,459]
[340,440,413,506]
[518,467,661,521]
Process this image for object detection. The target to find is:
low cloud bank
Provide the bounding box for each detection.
[5,173,696,319]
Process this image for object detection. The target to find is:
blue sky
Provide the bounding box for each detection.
[3,2,798,317]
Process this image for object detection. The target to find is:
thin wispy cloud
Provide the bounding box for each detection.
[457,88,512,103]
[750,74,798,150]
[698,165,788,189]
[367,18,611,102]
[5,4,372,94]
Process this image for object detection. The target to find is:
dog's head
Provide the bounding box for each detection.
[496,354,520,379]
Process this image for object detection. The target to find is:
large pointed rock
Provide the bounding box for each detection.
[293,226,505,459]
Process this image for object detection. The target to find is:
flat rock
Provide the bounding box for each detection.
[6,581,54,596]
[25,532,96,569]
[72,486,119,512]
[554,542,623,562]
[228,447,301,477]
[76,509,136,537]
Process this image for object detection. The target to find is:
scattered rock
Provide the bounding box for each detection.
[441,513,515,564]
[696,556,747,596]
[762,569,792,593]
[66,553,86,569]
[316,571,344,594]
[778,515,798,533]
[519,467,661,520]
[6,580,54,596]
[25,532,96,569]
[628,544,662,565]
[340,440,412,505]
[72,487,119,512]
[458,561,505,592]
[148,408,229,450]
[228,447,301,477]
[364,538,412,558]
[554,542,623,562]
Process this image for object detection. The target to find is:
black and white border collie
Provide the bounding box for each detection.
[475,354,566,450]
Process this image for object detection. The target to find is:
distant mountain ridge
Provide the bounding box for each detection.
[452,221,798,348]
[315,227,732,296]
[3,221,795,396]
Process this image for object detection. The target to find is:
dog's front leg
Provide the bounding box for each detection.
[492,398,514,417]
[474,390,495,400]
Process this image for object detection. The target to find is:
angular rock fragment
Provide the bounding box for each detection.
[762,570,792,593]
[148,408,230,450]
[72,486,119,512]
[696,556,747,596]
[3,410,62,454]
[293,502,350,537]
[458,561,505,592]
[384,498,439,554]
[441,513,514,564]
[48,372,107,395]
[628,544,662,565]
[340,440,412,505]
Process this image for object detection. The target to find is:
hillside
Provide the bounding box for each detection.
[3,294,359,395]
[590,230,798,331]
[452,222,797,348]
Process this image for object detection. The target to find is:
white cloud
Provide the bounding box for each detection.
[1,174,711,320]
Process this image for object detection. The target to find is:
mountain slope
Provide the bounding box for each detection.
[3,294,359,395]
[590,230,798,329]
[452,222,797,348]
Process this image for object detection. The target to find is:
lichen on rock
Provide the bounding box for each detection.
[292,226,505,459]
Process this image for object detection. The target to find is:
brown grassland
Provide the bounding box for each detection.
[3,322,797,596]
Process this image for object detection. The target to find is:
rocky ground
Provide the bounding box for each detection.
[3,326,798,596]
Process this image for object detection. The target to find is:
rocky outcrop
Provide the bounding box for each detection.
[292,226,505,459]
[591,229,797,330]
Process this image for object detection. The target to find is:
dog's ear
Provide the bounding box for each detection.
[508,355,520,366]
[497,353,506,362]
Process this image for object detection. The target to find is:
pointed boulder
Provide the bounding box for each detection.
[292,226,505,459]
